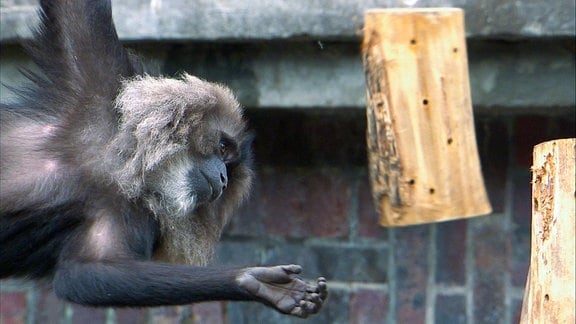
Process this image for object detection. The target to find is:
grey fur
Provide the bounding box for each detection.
[109,73,245,198]
[108,73,253,265]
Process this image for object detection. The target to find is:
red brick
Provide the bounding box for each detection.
[115,308,149,323]
[191,302,226,324]
[0,317,25,324]
[436,219,467,285]
[350,289,388,324]
[394,225,430,323]
[259,167,350,238]
[358,175,387,240]
[435,295,467,324]
[71,305,106,323]
[149,306,187,323]
[224,181,266,237]
[311,245,387,283]
[0,292,27,324]
[0,291,27,318]
[473,218,508,270]
[471,216,507,323]
[34,287,66,323]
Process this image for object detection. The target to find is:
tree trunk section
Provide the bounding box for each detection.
[362,8,492,226]
[520,138,575,324]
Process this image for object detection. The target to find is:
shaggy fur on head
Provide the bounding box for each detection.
[106,73,253,265]
[109,73,245,198]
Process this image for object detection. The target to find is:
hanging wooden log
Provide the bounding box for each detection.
[520,138,575,324]
[362,8,492,226]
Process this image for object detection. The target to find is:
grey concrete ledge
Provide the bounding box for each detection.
[1,0,575,42]
[2,41,574,112]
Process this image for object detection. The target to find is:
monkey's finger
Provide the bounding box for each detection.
[303,291,322,303]
[317,277,328,299]
[299,299,322,314]
[289,300,318,318]
[306,284,319,293]
[281,264,302,275]
[289,305,308,318]
[307,277,327,292]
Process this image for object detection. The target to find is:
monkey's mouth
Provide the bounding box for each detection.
[208,184,224,202]
[194,186,223,205]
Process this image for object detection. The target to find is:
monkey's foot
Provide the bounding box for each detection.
[237,264,328,318]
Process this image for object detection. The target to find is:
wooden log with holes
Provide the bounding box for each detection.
[520,138,575,324]
[362,8,492,226]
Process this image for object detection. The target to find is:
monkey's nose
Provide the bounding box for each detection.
[201,156,229,202]
[220,172,228,190]
[208,172,227,202]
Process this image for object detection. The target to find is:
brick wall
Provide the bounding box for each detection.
[1,111,574,324]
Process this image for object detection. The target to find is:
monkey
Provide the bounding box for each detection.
[0,0,327,318]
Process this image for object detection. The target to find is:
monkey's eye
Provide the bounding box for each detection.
[219,141,228,156]
[219,137,238,163]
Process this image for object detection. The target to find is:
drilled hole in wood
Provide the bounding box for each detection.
[422,99,429,105]
[410,39,417,45]
[429,188,435,194]
[544,294,550,301]
[447,138,453,145]
[408,179,415,185]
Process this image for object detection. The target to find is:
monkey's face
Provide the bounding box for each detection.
[109,74,252,218]
[144,134,241,216]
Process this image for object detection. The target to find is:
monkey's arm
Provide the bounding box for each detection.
[32,0,141,84]
[52,214,326,317]
[53,260,326,317]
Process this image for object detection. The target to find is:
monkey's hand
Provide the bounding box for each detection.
[237,264,328,318]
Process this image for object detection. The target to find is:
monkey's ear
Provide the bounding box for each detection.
[231,131,255,168]
[241,131,256,152]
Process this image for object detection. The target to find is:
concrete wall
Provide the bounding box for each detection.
[1,0,575,323]
[2,0,575,41]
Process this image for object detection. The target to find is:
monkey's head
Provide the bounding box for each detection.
[106,74,253,264]
[108,73,253,221]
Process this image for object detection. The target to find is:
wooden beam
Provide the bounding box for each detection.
[520,138,575,323]
[362,8,492,226]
